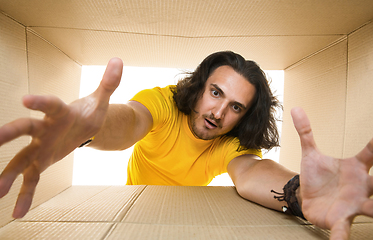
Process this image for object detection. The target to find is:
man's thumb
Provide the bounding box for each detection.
[291,107,317,152]
[95,57,123,102]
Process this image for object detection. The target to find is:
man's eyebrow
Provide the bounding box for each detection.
[233,101,247,110]
[210,83,247,110]
[211,83,224,95]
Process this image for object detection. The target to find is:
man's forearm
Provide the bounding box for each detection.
[228,157,299,212]
[89,102,152,150]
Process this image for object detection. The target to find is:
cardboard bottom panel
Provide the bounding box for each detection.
[106,223,330,240]
[0,222,112,240]
[0,186,372,239]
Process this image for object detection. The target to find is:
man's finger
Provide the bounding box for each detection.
[0,144,38,198]
[23,95,69,118]
[361,198,373,217]
[0,118,44,146]
[95,57,123,104]
[330,219,351,240]
[13,164,40,218]
[290,107,317,153]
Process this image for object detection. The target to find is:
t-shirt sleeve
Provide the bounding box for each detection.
[130,86,174,130]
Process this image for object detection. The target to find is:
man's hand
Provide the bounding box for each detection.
[0,58,123,219]
[291,107,373,240]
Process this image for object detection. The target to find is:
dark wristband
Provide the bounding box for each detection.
[78,136,95,148]
[271,175,306,220]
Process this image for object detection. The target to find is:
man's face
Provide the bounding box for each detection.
[190,65,256,140]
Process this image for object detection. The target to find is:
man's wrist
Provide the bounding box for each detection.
[78,136,95,148]
[271,174,306,220]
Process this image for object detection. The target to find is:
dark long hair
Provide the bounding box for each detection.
[171,51,282,150]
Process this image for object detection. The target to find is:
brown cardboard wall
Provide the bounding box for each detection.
[0,13,81,227]
[280,39,348,172]
[344,22,373,160]
[28,26,342,70]
[1,0,372,70]
[27,29,81,106]
[280,21,373,173]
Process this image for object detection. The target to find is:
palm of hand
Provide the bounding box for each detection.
[292,107,373,239]
[28,94,107,171]
[302,152,370,232]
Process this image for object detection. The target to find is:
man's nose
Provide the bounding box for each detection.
[213,102,228,119]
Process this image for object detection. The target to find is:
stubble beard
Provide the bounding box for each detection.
[189,113,220,140]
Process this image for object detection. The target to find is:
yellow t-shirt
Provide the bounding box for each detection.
[127,86,262,186]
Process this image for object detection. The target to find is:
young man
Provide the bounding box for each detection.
[0,51,372,240]
[111,52,279,186]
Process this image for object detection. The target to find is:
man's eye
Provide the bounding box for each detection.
[232,105,241,112]
[211,90,219,97]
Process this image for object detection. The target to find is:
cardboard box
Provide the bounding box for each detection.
[0,1,373,238]
[0,185,372,239]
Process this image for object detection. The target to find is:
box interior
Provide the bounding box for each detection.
[0,0,373,238]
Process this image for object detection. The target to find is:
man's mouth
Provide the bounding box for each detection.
[205,118,218,129]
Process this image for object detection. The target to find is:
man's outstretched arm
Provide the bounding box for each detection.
[0,57,152,219]
[228,107,373,240]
